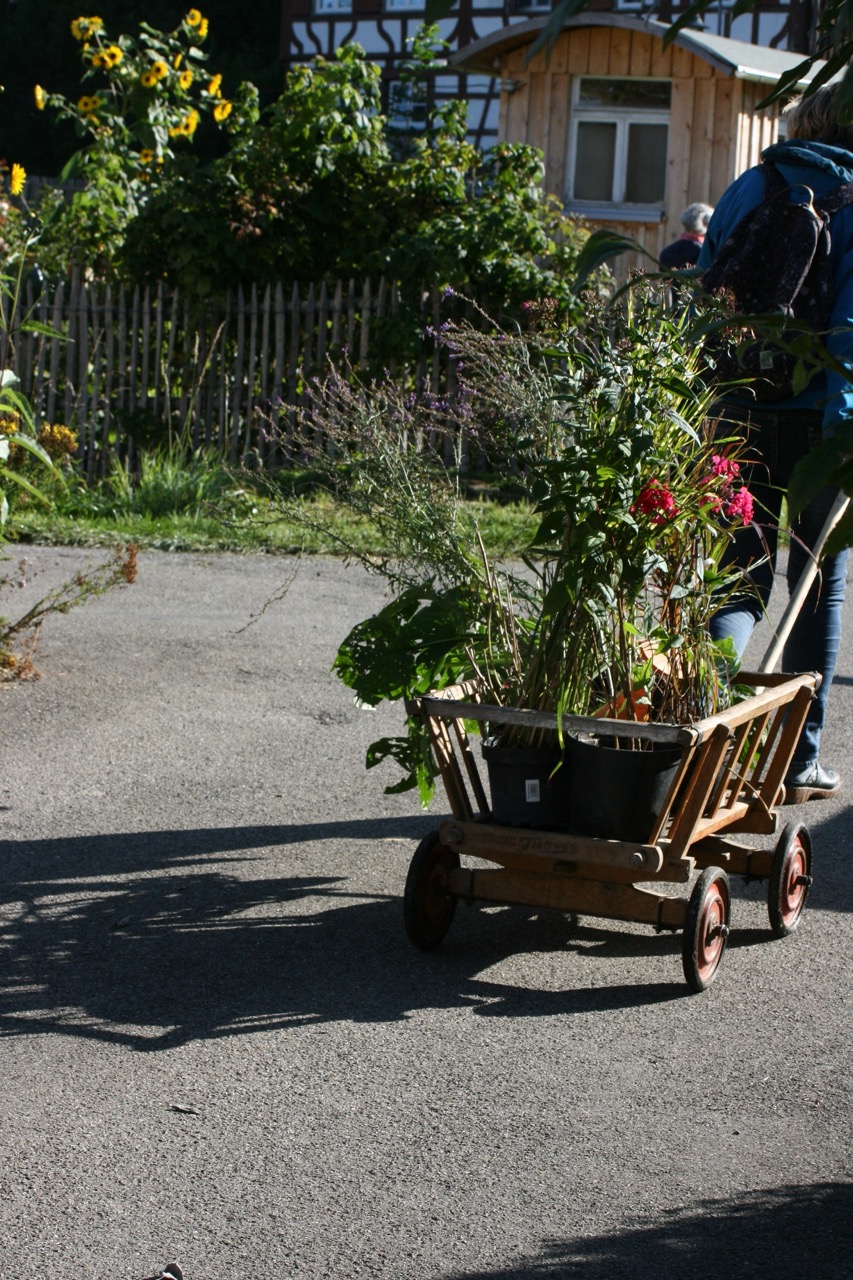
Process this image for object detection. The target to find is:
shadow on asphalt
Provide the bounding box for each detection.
[0,811,847,1050]
[439,1181,853,1279]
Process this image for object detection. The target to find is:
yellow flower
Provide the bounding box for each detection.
[151,60,169,81]
[179,69,193,90]
[141,71,157,88]
[77,94,100,113]
[198,17,208,39]
[213,100,232,122]
[38,424,78,460]
[10,164,25,197]
[104,45,123,68]
[71,15,102,39]
[183,109,200,136]
[185,8,202,25]
[34,84,46,111]
[173,53,183,69]
[207,73,222,97]
[139,148,155,165]
[91,52,107,69]
[0,413,20,434]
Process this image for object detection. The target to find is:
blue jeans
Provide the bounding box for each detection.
[708,405,849,768]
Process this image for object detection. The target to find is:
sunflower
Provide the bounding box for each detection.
[198,17,209,39]
[207,73,222,97]
[185,8,202,25]
[179,69,193,90]
[151,60,169,81]
[141,70,158,88]
[213,100,232,122]
[34,84,46,111]
[10,164,25,197]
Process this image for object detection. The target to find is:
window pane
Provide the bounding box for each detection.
[579,79,671,110]
[574,122,616,200]
[624,123,668,202]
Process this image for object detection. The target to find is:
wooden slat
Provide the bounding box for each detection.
[566,28,590,75]
[688,76,717,208]
[629,30,653,77]
[710,76,736,199]
[667,75,696,232]
[608,24,631,77]
[439,819,665,876]
[243,282,260,458]
[527,70,550,156]
[447,866,687,930]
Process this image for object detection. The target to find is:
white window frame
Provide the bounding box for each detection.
[314,0,350,12]
[565,77,671,217]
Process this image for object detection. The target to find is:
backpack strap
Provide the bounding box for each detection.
[816,180,853,216]
[761,161,788,199]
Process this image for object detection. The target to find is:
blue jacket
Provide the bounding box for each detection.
[696,139,853,429]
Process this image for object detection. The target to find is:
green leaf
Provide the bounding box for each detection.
[572,229,650,292]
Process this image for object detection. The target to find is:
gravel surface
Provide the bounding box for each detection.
[1,545,851,1280]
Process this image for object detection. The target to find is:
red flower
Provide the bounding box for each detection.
[633,479,679,524]
[724,487,754,525]
[710,454,740,480]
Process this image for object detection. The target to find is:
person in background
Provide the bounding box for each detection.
[660,202,714,269]
[697,83,853,803]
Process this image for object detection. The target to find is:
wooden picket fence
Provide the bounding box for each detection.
[2,271,459,477]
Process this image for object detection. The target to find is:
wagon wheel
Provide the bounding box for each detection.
[403,830,460,952]
[682,867,731,993]
[768,822,813,938]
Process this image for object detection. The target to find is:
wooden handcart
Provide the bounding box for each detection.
[403,670,819,992]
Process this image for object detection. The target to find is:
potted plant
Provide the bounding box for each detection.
[266,280,756,830]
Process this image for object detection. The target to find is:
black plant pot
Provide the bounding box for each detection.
[482,740,571,829]
[566,732,683,842]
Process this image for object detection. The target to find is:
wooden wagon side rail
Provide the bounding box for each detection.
[411,671,820,854]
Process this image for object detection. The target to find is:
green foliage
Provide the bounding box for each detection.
[9,15,603,345]
[260,284,756,802]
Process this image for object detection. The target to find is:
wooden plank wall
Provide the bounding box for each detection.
[499,28,781,274]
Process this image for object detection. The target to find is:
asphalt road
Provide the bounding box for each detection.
[1,545,851,1280]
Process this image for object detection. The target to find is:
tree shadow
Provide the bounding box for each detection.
[1,819,687,1050]
[3,802,848,1052]
[439,1181,853,1279]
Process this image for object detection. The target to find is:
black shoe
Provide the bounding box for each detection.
[784,761,840,804]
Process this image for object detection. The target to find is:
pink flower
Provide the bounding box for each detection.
[633,479,679,524]
[724,487,755,525]
[710,454,740,480]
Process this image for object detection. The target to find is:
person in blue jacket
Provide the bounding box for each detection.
[697,83,853,803]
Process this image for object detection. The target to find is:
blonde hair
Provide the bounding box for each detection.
[784,84,853,150]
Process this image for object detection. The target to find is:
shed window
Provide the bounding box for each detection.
[568,77,670,209]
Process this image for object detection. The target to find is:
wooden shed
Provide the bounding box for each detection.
[450,15,823,270]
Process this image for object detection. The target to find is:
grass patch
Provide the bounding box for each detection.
[10,467,536,559]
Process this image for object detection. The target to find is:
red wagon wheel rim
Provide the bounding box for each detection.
[779,835,809,929]
[695,880,729,984]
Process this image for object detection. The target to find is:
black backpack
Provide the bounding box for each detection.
[701,160,853,401]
